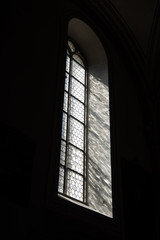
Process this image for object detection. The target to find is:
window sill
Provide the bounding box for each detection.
[58,193,113,218]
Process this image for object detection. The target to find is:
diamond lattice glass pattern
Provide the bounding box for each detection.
[71,78,85,103]
[67,170,84,201]
[61,113,67,140]
[58,40,87,203]
[66,56,70,72]
[70,96,84,123]
[72,60,85,84]
[73,54,84,67]
[63,92,68,112]
[60,140,66,165]
[65,73,69,92]
[58,166,64,193]
[69,117,84,150]
[68,144,84,174]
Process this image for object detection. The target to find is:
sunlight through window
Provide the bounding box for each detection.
[58,40,87,203]
[58,29,112,218]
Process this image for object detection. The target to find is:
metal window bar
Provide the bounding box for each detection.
[58,40,88,203]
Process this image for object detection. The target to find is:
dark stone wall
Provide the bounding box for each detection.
[0,1,159,239]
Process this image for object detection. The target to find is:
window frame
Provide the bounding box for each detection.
[46,14,123,238]
[57,23,114,218]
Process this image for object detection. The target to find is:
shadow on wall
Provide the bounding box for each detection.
[0,121,35,206]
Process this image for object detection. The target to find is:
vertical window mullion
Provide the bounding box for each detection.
[85,67,89,205]
[82,67,86,203]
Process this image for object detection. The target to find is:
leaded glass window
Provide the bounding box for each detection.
[58,40,87,203]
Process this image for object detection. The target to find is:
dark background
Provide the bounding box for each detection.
[0,1,160,239]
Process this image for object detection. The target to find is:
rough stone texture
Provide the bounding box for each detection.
[88,73,112,217]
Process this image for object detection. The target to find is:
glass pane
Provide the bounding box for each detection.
[70,96,84,123]
[69,117,84,150]
[58,166,65,193]
[60,140,66,165]
[67,169,83,201]
[63,92,68,112]
[65,73,69,92]
[71,78,85,103]
[61,112,67,140]
[72,60,85,84]
[68,41,75,52]
[73,54,84,67]
[67,49,70,55]
[66,55,70,72]
[68,144,84,174]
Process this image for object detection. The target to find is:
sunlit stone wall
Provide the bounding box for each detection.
[68,18,113,217]
[87,69,112,217]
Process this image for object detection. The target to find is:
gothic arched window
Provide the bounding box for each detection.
[58,19,112,218]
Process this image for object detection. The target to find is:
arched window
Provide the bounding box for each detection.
[58,39,88,203]
[58,19,112,218]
